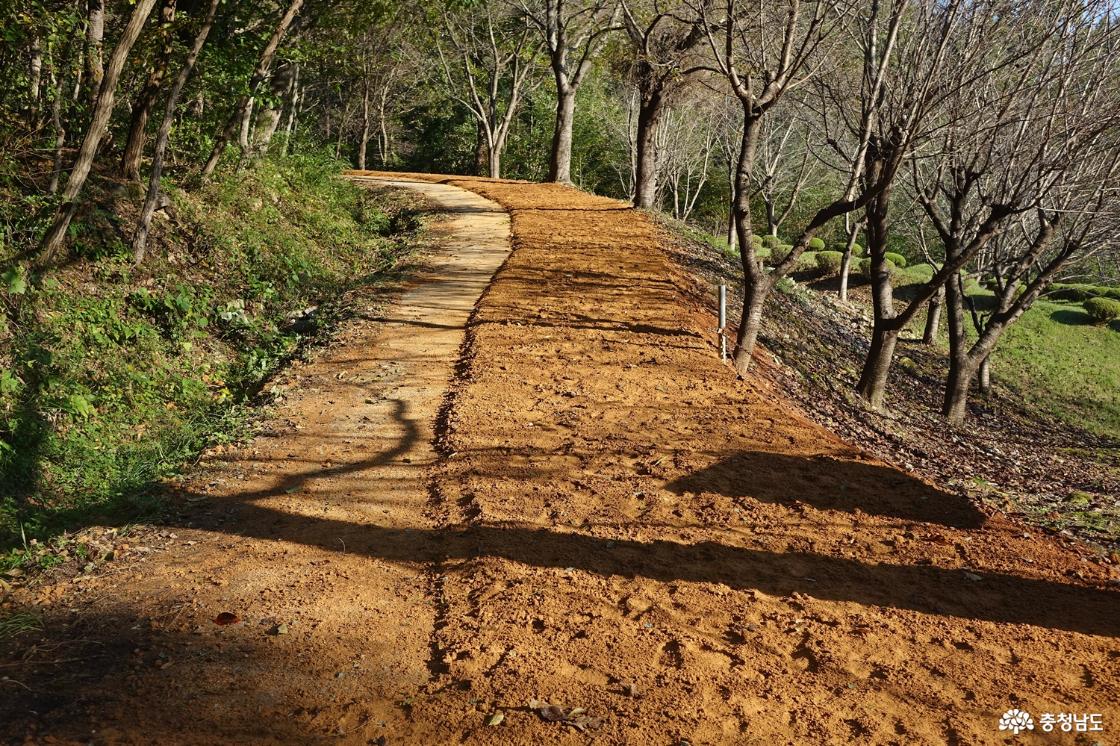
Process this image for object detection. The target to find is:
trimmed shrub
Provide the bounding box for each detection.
[896,263,935,287]
[754,246,771,260]
[851,242,863,257]
[1084,297,1120,324]
[808,237,826,251]
[750,234,764,247]
[884,251,908,268]
[796,251,818,272]
[766,243,793,266]
[816,250,845,275]
[1050,284,1097,302]
[860,257,898,277]
[761,234,781,249]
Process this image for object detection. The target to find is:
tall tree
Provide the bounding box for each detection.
[132,0,222,264]
[517,0,620,183]
[914,4,1120,422]
[119,0,178,180]
[696,0,856,374]
[621,0,707,208]
[437,3,541,178]
[38,0,160,261]
[854,0,1100,409]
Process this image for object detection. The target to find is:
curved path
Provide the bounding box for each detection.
[1,177,511,743]
[4,174,1118,745]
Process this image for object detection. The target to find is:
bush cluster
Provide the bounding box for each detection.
[1052,283,1120,303]
[1084,297,1120,324]
[884,251,908,268]
[816,250,846,275]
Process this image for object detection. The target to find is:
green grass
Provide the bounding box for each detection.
[0,152,421,549]
[898,274,1120,437]
[988,299,1120,438]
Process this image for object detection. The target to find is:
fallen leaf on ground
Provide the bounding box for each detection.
[213,611,240,625]
[527,700,601,732]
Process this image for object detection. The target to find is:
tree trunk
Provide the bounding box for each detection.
[29,36,43,122]
[730,112,765,373]
[857,323,900,409]
[855,156,897,408]
[838,220,859,301]
[48,66,67,194]
[376,75,392,164]
[488,133,504,179]
[238,96,255,159]
[725,161,736,251]
[250,61,293,158]
[765,198,777,237]
[120,0,177,178]
[39,0,159,261]
[132,0,220,264]
[978,356,991,395]
[633,84,663,209]
[922,284,944,344]
[475,121,489,176]
[357,76,370,170]
[941,270,972,422]
[86,0,105,104]
[278,65,297,155]
[120,0,178,180]
[200,0,304,177]
[548,82,576,183]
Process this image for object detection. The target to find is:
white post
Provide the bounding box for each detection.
[718,284,727,361]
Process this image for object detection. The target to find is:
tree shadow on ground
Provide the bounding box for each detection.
[158,499,1120,637]
[666,451,986,529]
[1051,308,1094,326]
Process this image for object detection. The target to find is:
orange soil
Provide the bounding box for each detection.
[3,174,1118,745]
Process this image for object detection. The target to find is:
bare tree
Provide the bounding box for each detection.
[438,4,541,179]
[914,5,1120,422]
[847,0,1031,408]
[748,101,820,237]
[38,0,160,261]
[696,0,858,373]
[516,0,620,183]
[621,0,708,207]
[659,103,718,220]
[855,0,1117,410]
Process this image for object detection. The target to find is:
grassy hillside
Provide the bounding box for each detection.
[985,300,1119,438]
[0,154,423,550]
[895,283,1120,439]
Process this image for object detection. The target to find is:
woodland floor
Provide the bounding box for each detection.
[1,174,1118,745]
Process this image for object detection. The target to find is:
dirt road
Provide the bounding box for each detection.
[1,177,511,743]
[2,174,1118,745]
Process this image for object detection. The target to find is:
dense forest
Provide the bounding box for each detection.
[1,0,1118,542]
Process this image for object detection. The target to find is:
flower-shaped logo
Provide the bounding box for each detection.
[999,709,1035,735]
